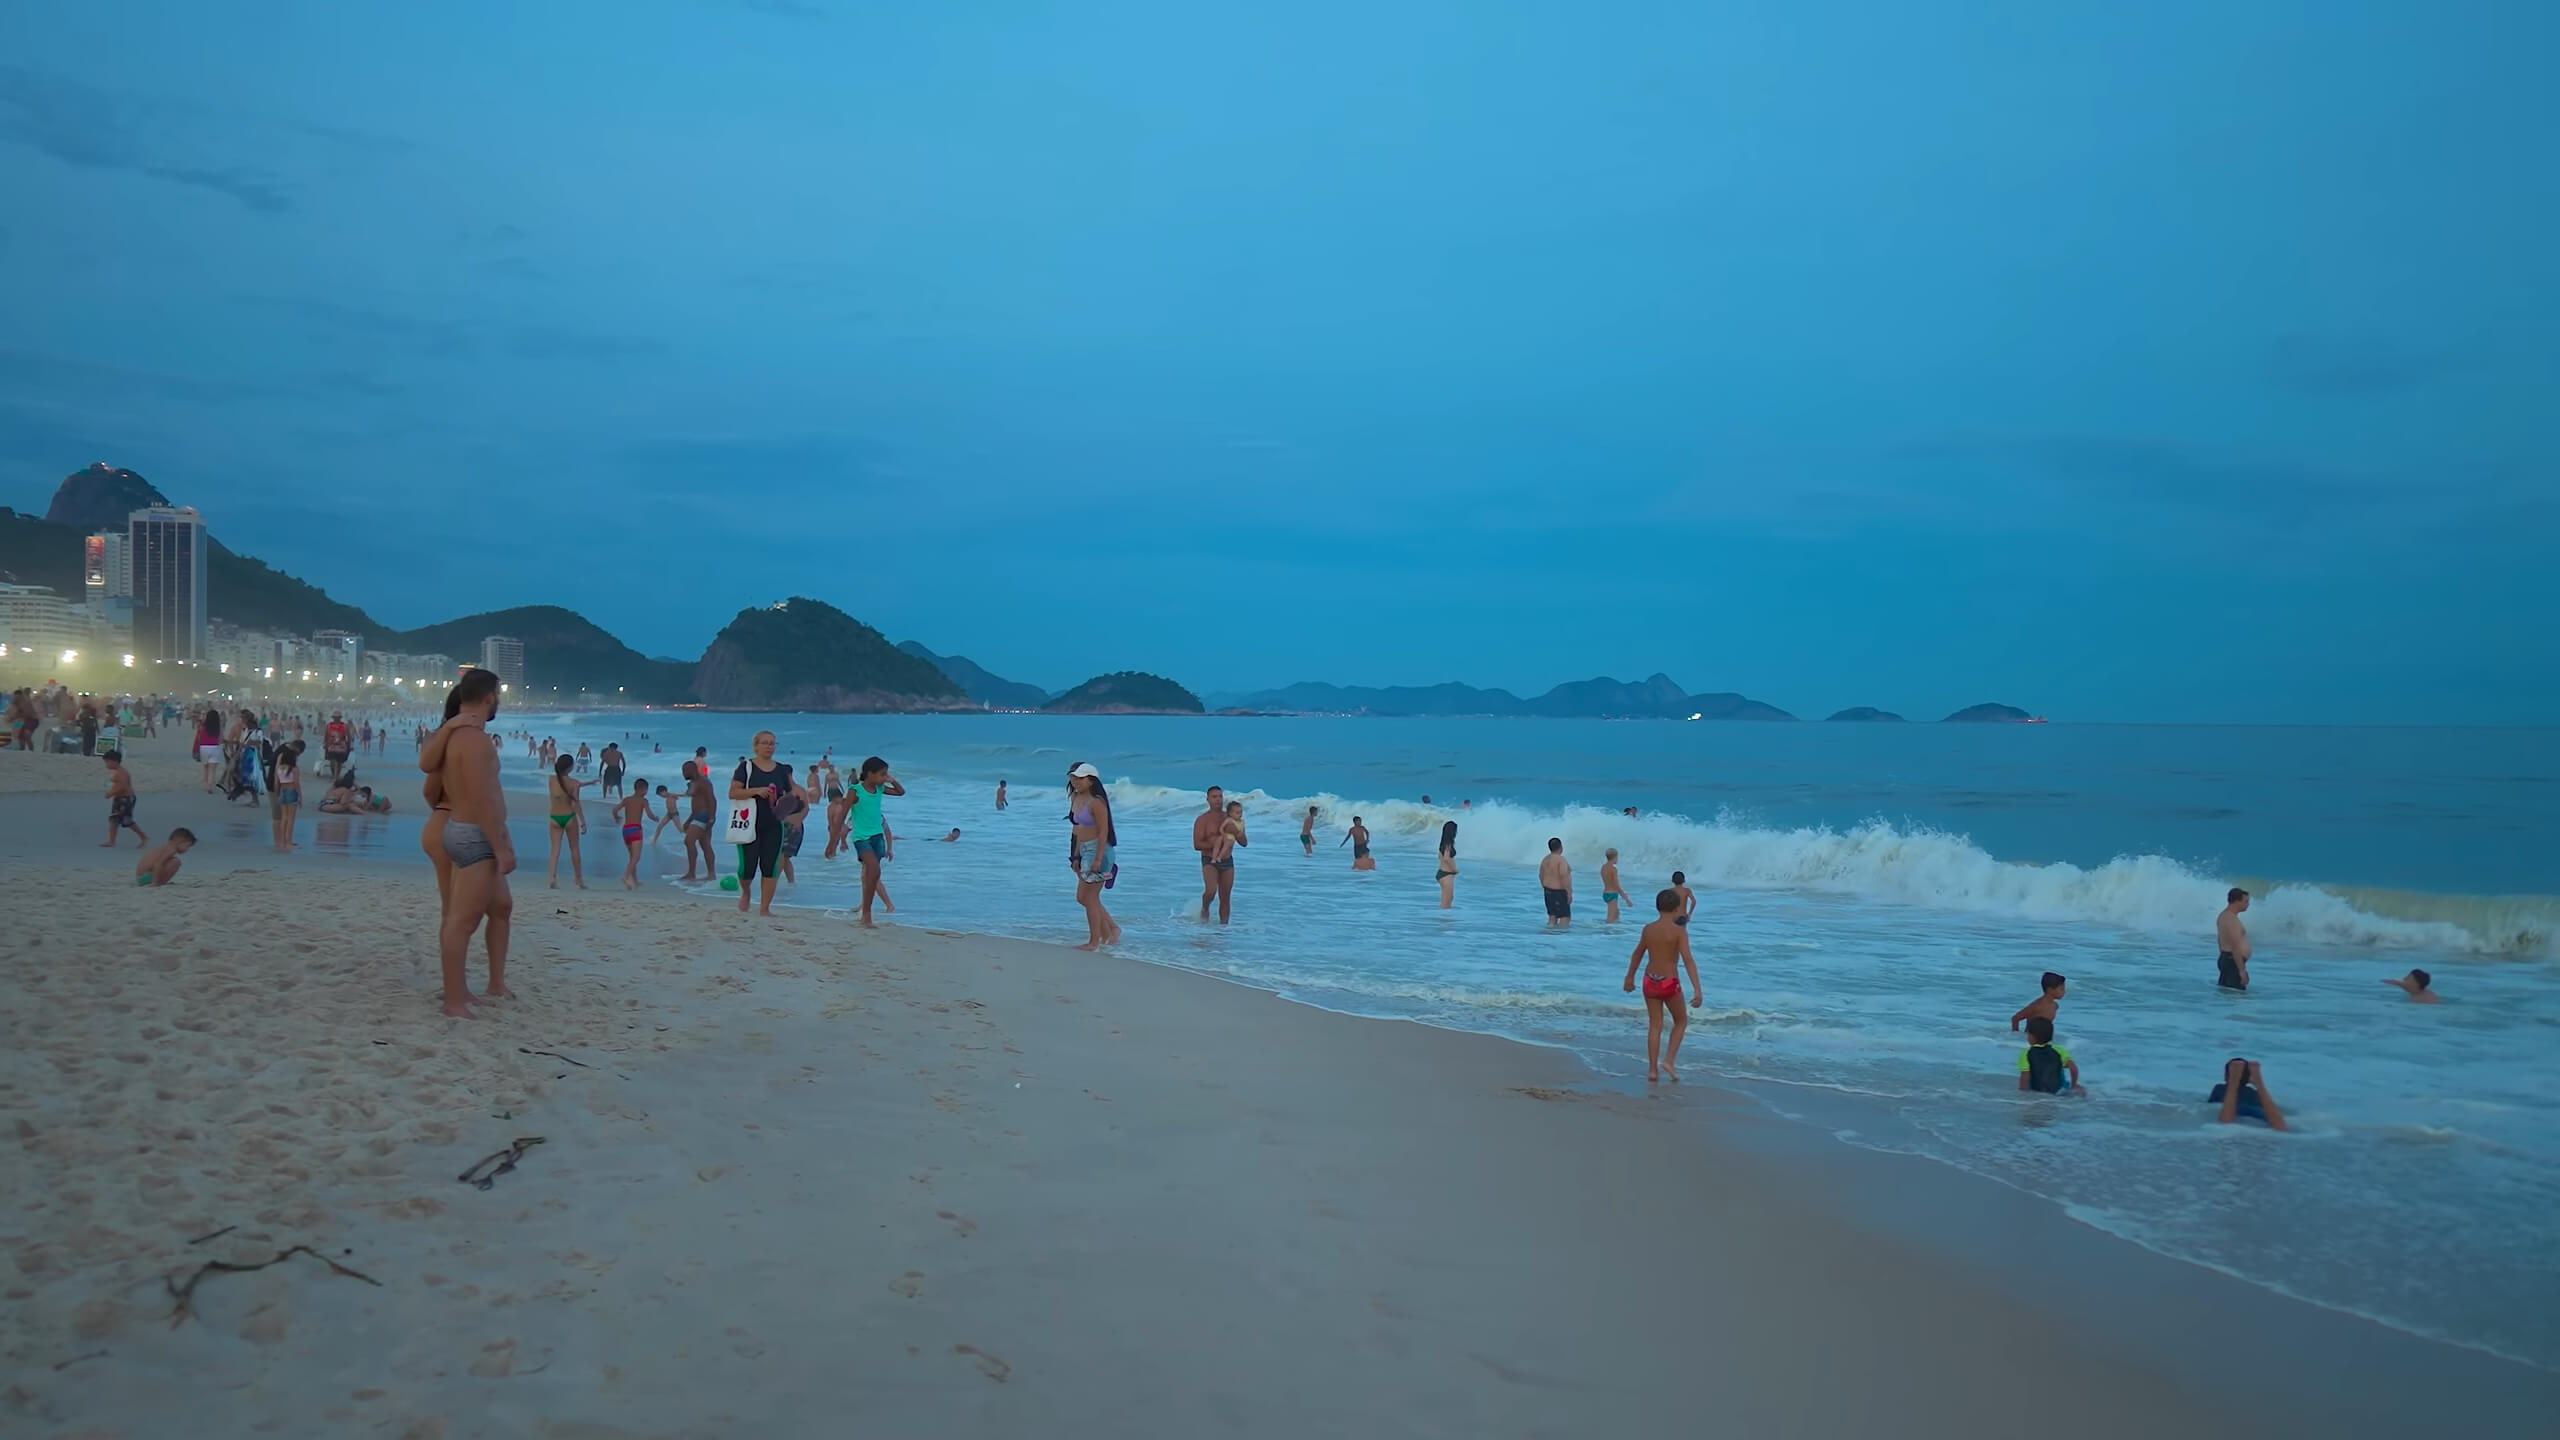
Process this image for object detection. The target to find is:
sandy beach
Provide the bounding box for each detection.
[3,734,2552,1438]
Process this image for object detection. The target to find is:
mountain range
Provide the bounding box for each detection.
[7,466,2033,721]
[1215,675,1795,720]
[895,642,1051,709]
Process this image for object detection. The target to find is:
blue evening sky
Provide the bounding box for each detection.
[2,2,2551,722]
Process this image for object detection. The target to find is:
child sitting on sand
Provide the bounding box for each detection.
[2016,1016,2082,1094]
[1621,888,1703,1083]
[134,829,194,887]
[2010,972,2067,1032]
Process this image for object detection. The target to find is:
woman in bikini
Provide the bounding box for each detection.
[1436,820,1458,908]
[417,702,486,912]
[1068,762,1121,950]
[546,753,588,889]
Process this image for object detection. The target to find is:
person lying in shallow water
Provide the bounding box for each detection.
[2209,1058,2288,1131]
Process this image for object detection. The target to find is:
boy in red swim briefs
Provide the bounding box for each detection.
[614,780,651,890]
[1622,888,1703,1083]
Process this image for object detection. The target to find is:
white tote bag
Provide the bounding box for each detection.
[722,761,760,845]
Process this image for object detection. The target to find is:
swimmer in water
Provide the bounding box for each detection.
[1301,805,1318,854]
[1599,847,1626,923]
[1342,816,1374,871]
[2382,969,2440,1004]
[1622,888,1702,1082]
[2010,972,2066,1032]
[1670,871,1696,927]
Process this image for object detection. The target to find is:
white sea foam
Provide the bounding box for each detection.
[1066,784,2548,956]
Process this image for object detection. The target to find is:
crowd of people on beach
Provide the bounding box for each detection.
[32,668,2450,1128]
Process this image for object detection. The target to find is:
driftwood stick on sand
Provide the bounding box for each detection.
[458,1136,548,1190]
[517,1047,590,1068]
[166,1246,383,1327]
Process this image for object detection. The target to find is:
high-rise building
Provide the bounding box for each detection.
[84,531,130,598]
[83,530,133,646]
[480,635,526,692]
[128,506,208,663]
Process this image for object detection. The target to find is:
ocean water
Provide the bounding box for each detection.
[510,713,2559,1368]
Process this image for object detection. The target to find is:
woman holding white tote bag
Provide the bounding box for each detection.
[727,730,795,916]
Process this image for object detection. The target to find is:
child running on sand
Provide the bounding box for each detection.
[133,828,194,886]
[615,779,651,889]
[651,783,682,844]
[1600,848,1626,923]
[1621,888,1702,1082]
[2010,972,2067,1032]
[2017,1015,2083,1094]
[100,749,146,848]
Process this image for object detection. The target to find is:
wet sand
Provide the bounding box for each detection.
[1,735,2550,1437]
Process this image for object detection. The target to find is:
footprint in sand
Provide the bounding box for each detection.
[890,1271,924,1298]
[954,1344,1010,1382]
[469,1338,519,1376]
[935,1211,977,1238]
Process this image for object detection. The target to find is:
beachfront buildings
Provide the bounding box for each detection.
[202,623,456,693]
[0,582,98,665]
[313,629,365,678]
[128,505,208,663]
[480,635,525,692]
[361,649,460,688]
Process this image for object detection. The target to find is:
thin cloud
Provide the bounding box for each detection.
[0,66,294,213]
[722,0,831,19]
[2268,333,2472,398]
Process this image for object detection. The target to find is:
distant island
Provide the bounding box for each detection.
[1045,672,1204,715]
[694,598,966,711]
[1827,706,1905,722]
[1943,703,2038,723]
[1218,674,1792,720]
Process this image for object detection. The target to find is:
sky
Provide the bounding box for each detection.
[1,0,2552,723]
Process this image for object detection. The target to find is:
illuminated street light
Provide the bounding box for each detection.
[61,649,77,664]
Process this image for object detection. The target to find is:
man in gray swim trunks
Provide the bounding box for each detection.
[433,668,515,1019]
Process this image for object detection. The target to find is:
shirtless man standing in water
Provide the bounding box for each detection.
[1539,838,1573,927]
[1194,786,1243,923]
[431,668,515,1017]
[2216,888,2253,990]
